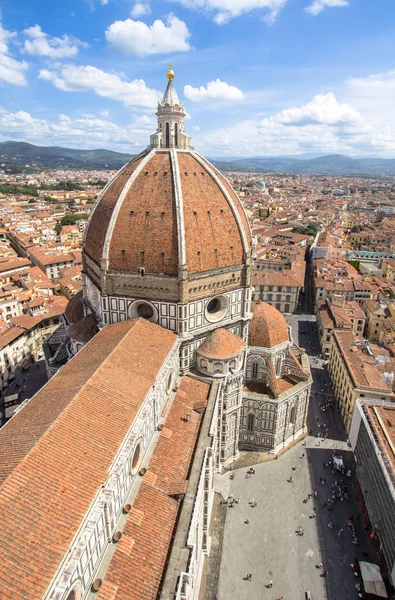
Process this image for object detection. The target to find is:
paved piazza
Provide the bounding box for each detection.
[217,314,377,600]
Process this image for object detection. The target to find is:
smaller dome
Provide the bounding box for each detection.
[69,314,99,344]
[249,301,289,348]
[65,291,84,325]
[198,328,244,360]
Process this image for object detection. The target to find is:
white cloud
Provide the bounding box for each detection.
[0,23,28,86]
[184,79,244,102]
[268,93,360,126]
[305,0,348,16]
[168,0,287,24]
[0,107,156,151]
[193,90,395,157]
[23,25,87,59]
[39,64,161,109]
[344,69,395,140]
[105,14,191,57]
[131,2,151,17]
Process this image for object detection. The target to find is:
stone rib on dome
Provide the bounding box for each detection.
[197,328,244,360]
[83,149,251,278]
[248,301,289,349]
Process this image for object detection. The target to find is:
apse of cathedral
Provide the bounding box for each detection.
[0,70,312,600]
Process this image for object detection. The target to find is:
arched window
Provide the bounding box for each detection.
[165,122,170,148]
[229,359,236,370]
[247,413,255,431]
[290,406,296,424]
[285,303,290,313]
[213,362,223,374]
[252,361,258,379]
[174,122,178,146]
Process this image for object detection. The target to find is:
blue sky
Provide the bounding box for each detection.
[0,0,394,157]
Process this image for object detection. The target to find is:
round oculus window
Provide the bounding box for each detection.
[131,443,142,475]
[166,372,174,394]
[65,585,81,600]
[129,300,157,323]
[137,303,154,319]
[205,295,229,323]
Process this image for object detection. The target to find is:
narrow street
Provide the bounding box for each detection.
[2,359,47,422]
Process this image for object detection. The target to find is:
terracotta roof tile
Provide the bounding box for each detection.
[64,289,84,324]
[197,327,244,359]
[0,318,177,600]
[98,376,210,600]
[249,301,289,348]
[85,153,148,265]
[108,152,178,275]
[179,153,246,273]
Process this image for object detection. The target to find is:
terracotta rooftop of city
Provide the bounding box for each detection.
[249,301,289,348]
[197,328,245,360]
[332,330,395,393]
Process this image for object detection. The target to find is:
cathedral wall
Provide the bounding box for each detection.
[99,287,248,337]
[45,340,181,600]
[239,381,311,453]
[83,274,101,321]
[173,383,221,600]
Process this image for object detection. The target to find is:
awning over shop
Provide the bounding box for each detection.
[359,562,387,598]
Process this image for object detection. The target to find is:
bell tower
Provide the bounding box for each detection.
[150,67,192,150]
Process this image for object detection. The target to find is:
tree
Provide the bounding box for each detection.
[351,225,361,233]
[60,214,77,226]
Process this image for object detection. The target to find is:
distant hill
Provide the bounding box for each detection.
[210,154,395,177]
[0,141,394,177]
[0,141,134,170]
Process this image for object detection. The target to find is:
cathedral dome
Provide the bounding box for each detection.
[82,71,251,306]
[197,328,244,360]
[65,290,84,324]
[249,301,289,348]
[84,150,250,279]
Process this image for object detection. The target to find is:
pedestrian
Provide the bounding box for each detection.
[268,580,273,588]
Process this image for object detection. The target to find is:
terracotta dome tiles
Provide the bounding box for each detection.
[65,290,84,324]
[84,152,149,265]
[83,150,251,279]
[108,151,179,275]
[248,301,289,348]
[178,152,245,274]
[198,155,251,244]
[197,328,244,360]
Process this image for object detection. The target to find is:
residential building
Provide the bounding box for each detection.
[316,294,366,357]
[349,400,395,585]
[328,330,395,431]
[364,300,395,342]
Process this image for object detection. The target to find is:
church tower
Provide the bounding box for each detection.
[150,67,192,150]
